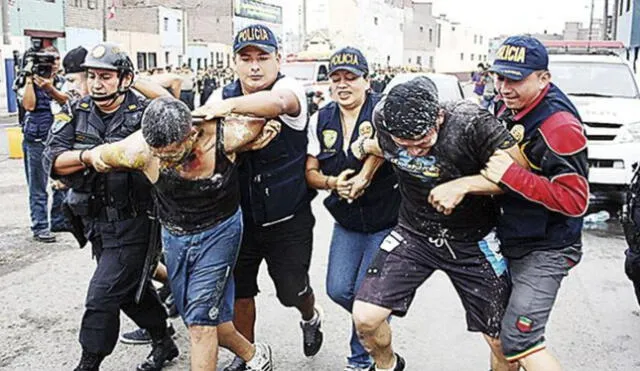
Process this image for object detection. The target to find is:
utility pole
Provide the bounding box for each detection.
[603,0,609,40]
[588,0,595,46]
[102,0,107,41]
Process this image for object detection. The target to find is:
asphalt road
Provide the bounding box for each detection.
[0,118,639,370]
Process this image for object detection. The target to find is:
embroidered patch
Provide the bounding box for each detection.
[358,121,373,138]
[380,230,404,252]
[51,113,72,134]
[128,104,138,111]
[516,316,533,333]
[510,124,525,143]
[322,129,338,149]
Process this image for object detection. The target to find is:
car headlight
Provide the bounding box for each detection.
[615,122,640,143]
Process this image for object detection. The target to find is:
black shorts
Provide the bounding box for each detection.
[356,225,510,338]
[234,206,315,307]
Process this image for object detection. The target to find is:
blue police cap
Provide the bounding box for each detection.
[489,35,548,81]
[329,47,369,77]
[233,24,278,54]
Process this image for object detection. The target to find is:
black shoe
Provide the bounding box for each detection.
[164,293,179,318]
[120,324,176,345]
[74,350,104,371]
[136,334,179,371]
[300,306,324,357]
[33,231,56,243]
[368,353,405,371]
[223,355,246,371]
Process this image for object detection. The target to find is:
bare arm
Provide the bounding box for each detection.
[351,136,385,159]
[222,116,268,153]
[52,149,91,176]
[132,79,172,100]
[22,77,36,111]
[94,131,152,171]
[198,89,301,119]
[305,155,338,191]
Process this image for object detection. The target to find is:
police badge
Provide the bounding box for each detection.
[510,124,525,143]
[322,129,338,149]
[359,121,374,138]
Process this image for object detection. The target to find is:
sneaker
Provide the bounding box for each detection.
[245,343,273,371]
[368,353,405,371]
[345,365,370,371]
[121,324,176,345]
[74,350,104,371]
[136,334,179,371]
[300,306,324,357]
[33,231,56,243]
[223,355,246,371]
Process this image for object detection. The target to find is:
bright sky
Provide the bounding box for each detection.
[272,0,605,38]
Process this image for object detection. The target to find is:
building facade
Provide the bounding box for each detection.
[433,14,488,73]
[403,0,436,70]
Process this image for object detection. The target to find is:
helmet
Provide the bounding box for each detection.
[82,43,134,75]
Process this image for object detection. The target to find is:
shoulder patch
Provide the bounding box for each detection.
[128,104,138,111]
[79,102,89,109]
[51,113,72,134]
[539,111,587,156]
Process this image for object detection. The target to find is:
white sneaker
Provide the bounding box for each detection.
[245,343,273,371]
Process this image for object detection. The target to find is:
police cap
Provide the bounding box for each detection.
[82,43,134,74]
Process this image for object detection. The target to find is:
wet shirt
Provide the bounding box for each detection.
[376,101,517,241]
[154,122,240,235]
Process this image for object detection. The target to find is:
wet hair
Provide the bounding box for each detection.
[142,96,192,148]
[378,76,440,139]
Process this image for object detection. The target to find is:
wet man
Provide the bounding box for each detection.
[484,35,589,371]
[84,96,277,371]
[349,77,524,371]
[197,24,321,371]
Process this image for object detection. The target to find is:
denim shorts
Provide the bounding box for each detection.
[162,208,243,326]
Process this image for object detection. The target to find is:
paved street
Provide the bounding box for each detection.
[1,119,639,371]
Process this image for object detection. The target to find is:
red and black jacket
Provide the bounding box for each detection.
[494,83,589,258]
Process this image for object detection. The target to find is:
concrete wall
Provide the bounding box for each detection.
[617,0,640,48]
[10,0,64,36]
[159,6,184,68]
[403,1,437,68]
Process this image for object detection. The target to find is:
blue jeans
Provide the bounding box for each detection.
[22,139,66,233]
[162,208,243,327]
[326,223,392,368]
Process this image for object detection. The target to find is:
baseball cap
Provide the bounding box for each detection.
[233,24,278,54]
[489,35,548,81]
[328,47,369,77]
[63,46,88,74]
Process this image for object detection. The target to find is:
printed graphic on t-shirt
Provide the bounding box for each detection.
[387,149,441,182]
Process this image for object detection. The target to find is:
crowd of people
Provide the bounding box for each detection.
[10,21,640,371]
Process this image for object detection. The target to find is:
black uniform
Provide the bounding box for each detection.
[43,91,168,356]
[624,166,640,306]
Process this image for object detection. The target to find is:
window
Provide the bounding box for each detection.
[374,17,378,25]
[204,59,208,69]
[73,0,82,7]
[620,0,624,15]
[197,58,202,70]
[452,26,456,32]
[460,53,464,61]
[177,19,181,32]
[226,54,230,67]
[408,57,412,64]
[436,24,441,47]
[137,52,147,70]
[399,23,403,32]
[164,17,169,31]
[471,54,475,61]
[216,17,220,23]
[479,35,483,44]
[474,35,477,44]
[148,52,157,68]
[188,58,192,68]
[416,56,422,66]
[165,51,170,65]
[627,0,631,12]
[210,52,214,67]
[420,26,424,33]
[429,28,433,42]
[429,56,434,68]
[178,55,183,67]
[87,0,97,9]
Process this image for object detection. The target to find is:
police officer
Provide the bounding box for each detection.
[42,43,178,371]
[306,47,400,371]
[624,166,640,306]
[197,24,321,371]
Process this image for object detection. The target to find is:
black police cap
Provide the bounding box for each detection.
[63,46,88,74]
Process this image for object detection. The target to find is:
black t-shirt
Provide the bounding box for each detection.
[377,100,517,241]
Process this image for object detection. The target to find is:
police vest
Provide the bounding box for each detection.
[23,77,62,141]
[315,92,399,232]
[65,92,153,230]
[222,76,314,226]
[495,84,584,256]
